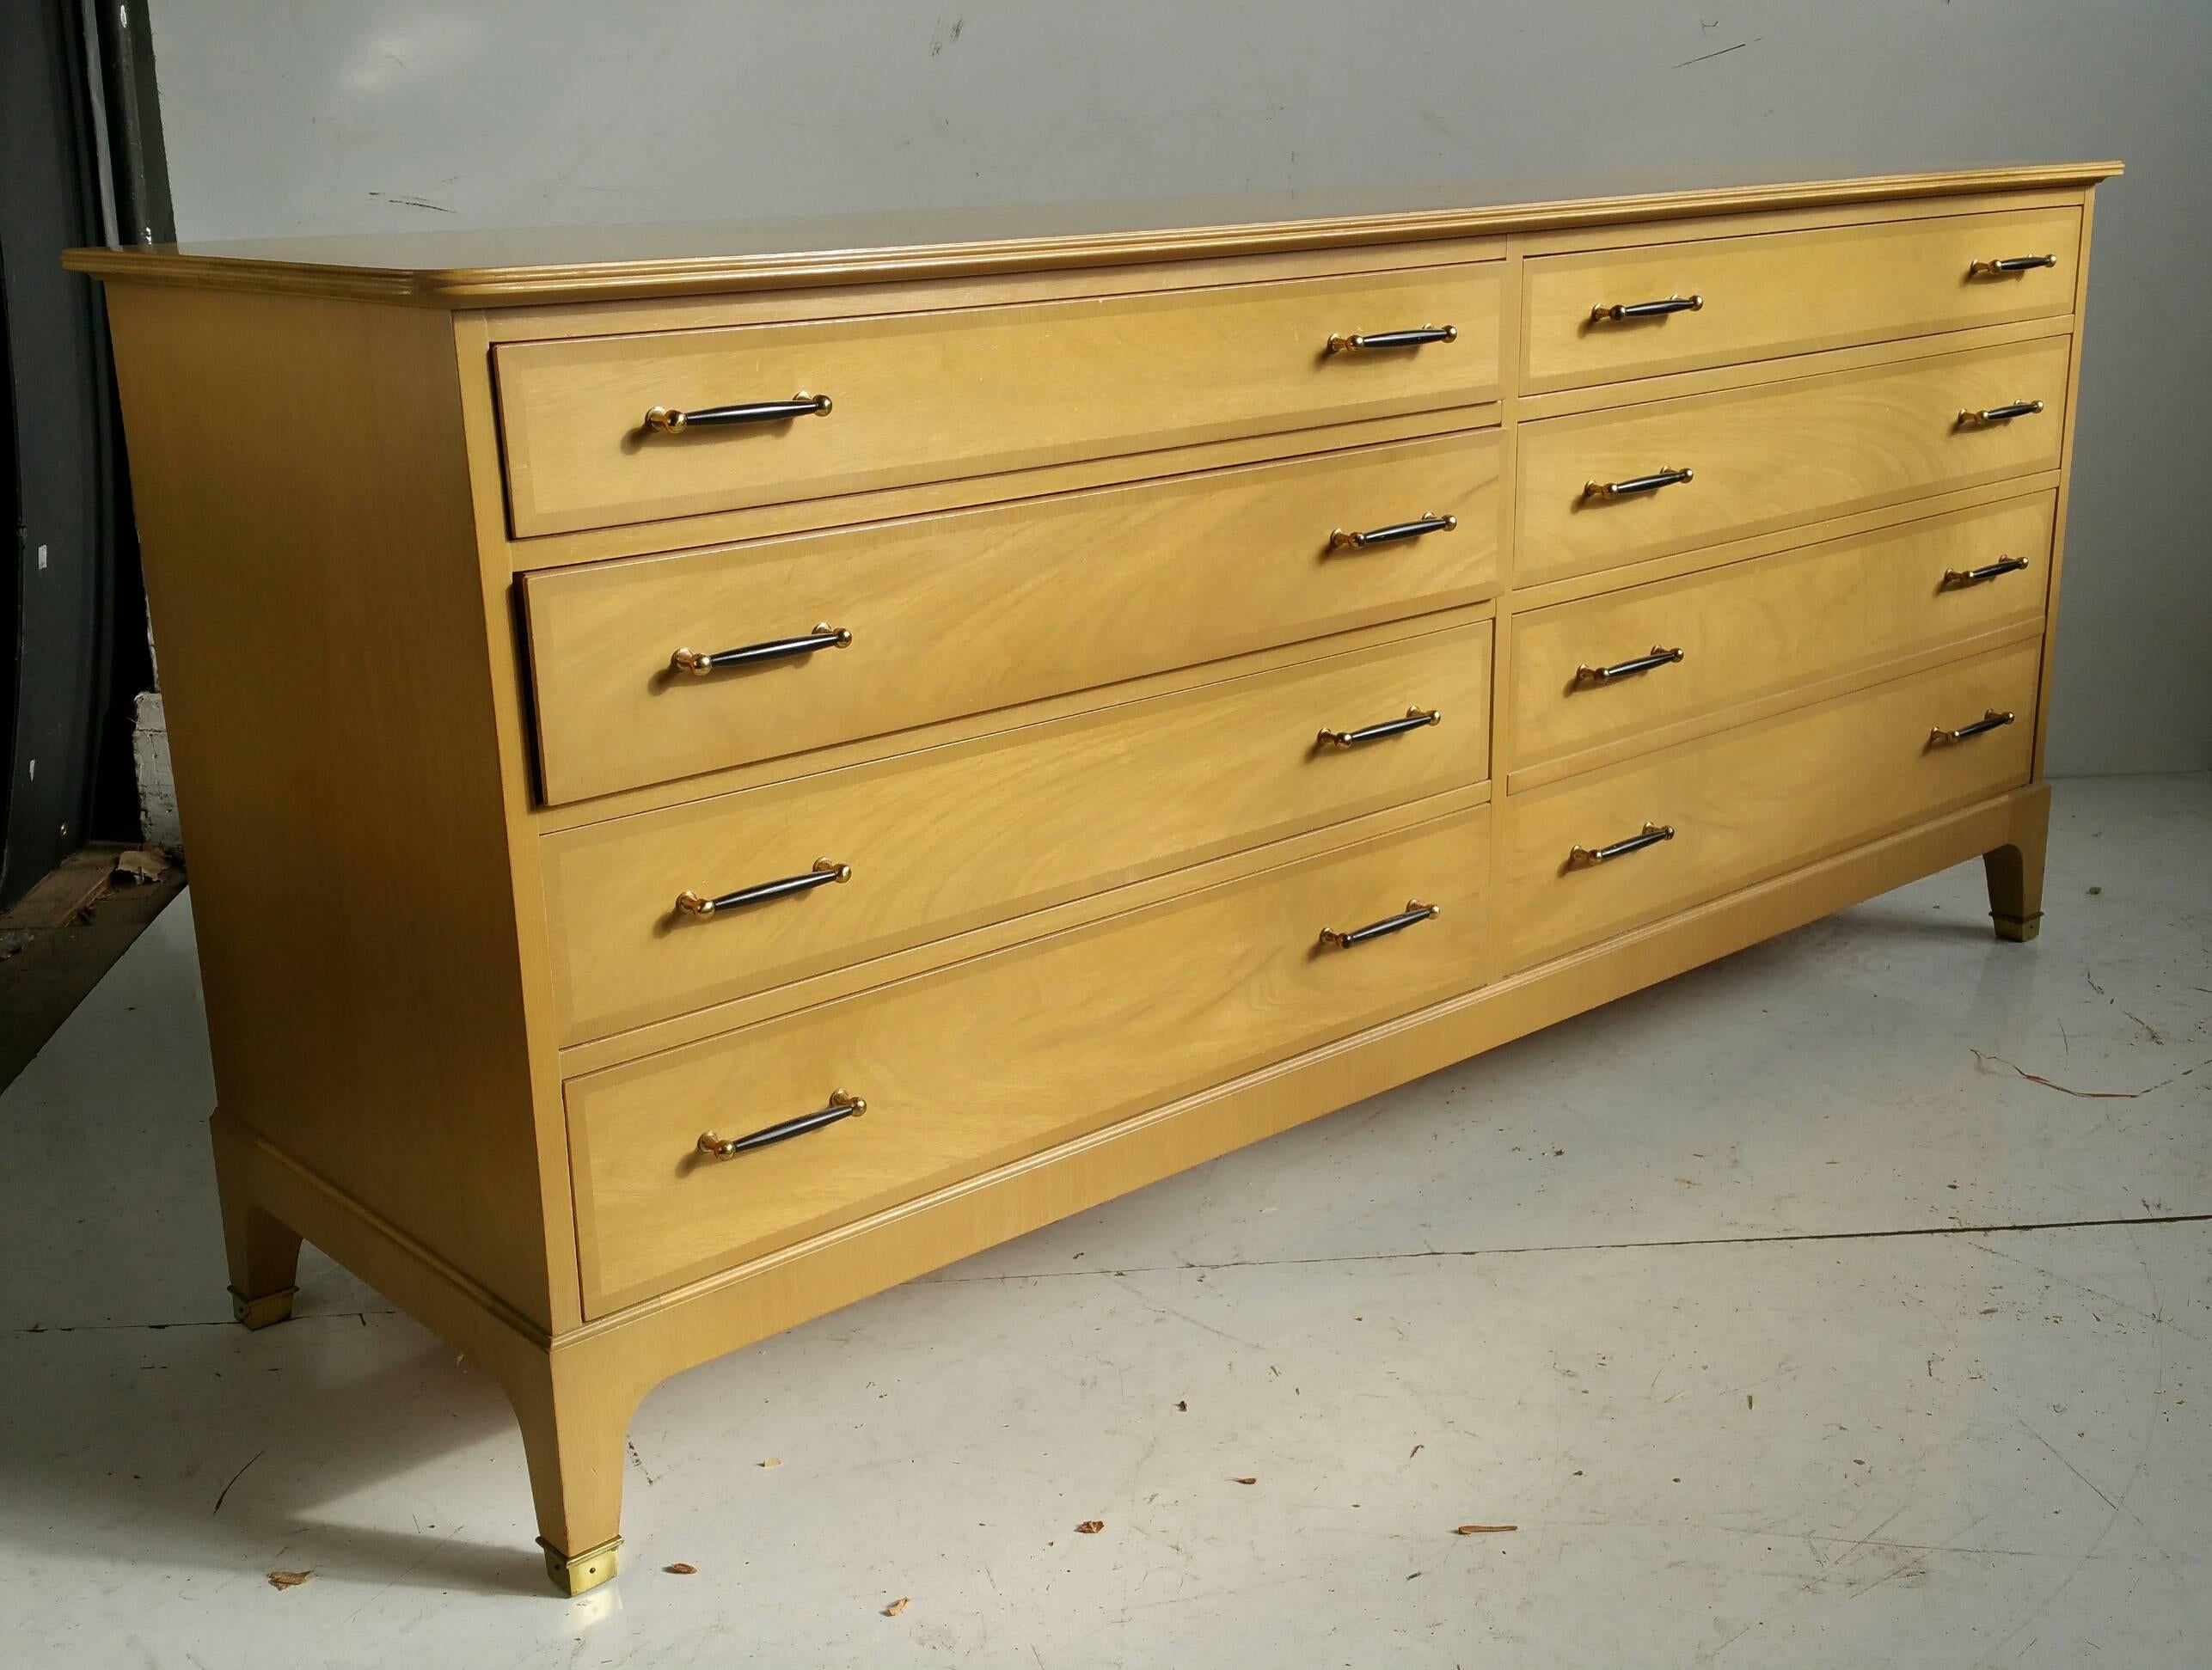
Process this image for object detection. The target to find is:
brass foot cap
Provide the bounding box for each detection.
[539,1535,621,1596]
[228,1285,297,1330]
[1992,910,2043,944]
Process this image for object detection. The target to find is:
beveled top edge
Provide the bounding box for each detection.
[63,161,2122,309]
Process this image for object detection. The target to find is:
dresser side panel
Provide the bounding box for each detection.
[103,284,556,1328]
[2031,185,2097,781]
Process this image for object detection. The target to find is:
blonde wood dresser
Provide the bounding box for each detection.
[67,161,2119,1594]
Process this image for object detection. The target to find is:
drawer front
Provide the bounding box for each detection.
[496,263,1503,538]
[1498,640,2039,970]
[568,805,1490,1312]
[1509,492,2054,772]
[524,431,1501,804]
[1523,205,2081,391]
[1517,335,2070,586]
[544,621,1492,1044]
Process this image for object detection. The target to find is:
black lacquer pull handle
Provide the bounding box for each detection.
[1328,512,1457,552]
[1574,645,1685,687]
[1968,254,2056,278]
[1317,707,1441,749]
[1590,293,1703,323]
[1941,555,2031,590]
[644,393,832,433]
[1567,823,1676,869]
[1928,709,2016,747]
[1319,899,1439,950]
[676,858,851,920]
[1327,324,1458,354]
[671,624,851,676]
[697,1090,867,1160]
[1957,400,2043,427]
[1584,467,1694,501]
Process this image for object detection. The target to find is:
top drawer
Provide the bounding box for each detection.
[1522,206,2080,393]
[494,263,1503,538]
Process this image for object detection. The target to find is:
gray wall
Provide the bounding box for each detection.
[145,1,2210,775]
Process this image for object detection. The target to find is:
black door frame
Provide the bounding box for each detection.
[0,0,169,908]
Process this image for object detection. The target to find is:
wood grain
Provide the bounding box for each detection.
[1496,639,2043,970]
[77,168,2111,1592]
[1516,334,2072,585]
[567,804,1491,1314]
[499,404,1494,578]
[2033,189,2098,780]
[542,620,1491,1043]
[64,162,2118,306]
[496,265,1502,536]
[1507,492,2054,772]
[1523,205,2081,392]
[102,286,556,1326]
[524,430,1500,803]
[550,781,2049,1411]
[555,785,1492,1075]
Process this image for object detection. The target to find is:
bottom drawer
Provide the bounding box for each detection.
[569,804,1490,1314]
[1498,639,2041,970]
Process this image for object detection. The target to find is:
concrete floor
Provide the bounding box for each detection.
[3,773,2207,1668]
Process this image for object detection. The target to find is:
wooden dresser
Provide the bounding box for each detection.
[67,161,2119,1594]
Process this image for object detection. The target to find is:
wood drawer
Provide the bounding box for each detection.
[1517,335,2070,587]
[1523,205,2080,392]
[1509,492,2054,773]
[523,430,1500,804]
[494,263,1502,538]
[1497,639,2040,971]
[567,804,1490,1312]
[543,619,1492,1044]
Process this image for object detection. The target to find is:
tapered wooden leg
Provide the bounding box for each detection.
[507,1351,638,1596]
[211,1112,303,1328]
[1984,785,2050,943]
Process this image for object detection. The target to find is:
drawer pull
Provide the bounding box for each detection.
[697,1089,867,1160]
[671,624,851,676]
[1941,555,2032,590]
[1326,324,1458,354]
[1968,254,2056,278]
[1590,293,1703,324]
[1574,645,1685,687]
[1583,467,1694,501]
[1328,512,1457,552]
[1928,708,2016,747]
[643,393,832,433]
[1567,823,1675,869]
[1317,707,1441,749]
[1319,899,1439,950]
[1957,400,2043,427]
[676,858,852,919]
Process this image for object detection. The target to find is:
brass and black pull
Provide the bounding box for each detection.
[644,393,831,433]
[697,1090,867,1160]
[1968,254,2056,278]
[671,624,851,676]
[1941,555,2031,590]
[675,858,851,920]
[1957,400,2043,427]
[1567,823,1675,869]
[1928,709,2015,747]
[1590,293,1703,322]
[1574,646,1685,687]
[1317,707,1440,749]
[1328,513,1456,552]
[1319,900,1438,950]
[1584,467,1694,501]
[1327,324,1457,354]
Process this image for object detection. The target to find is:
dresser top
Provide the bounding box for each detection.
[64,161,2118,309]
